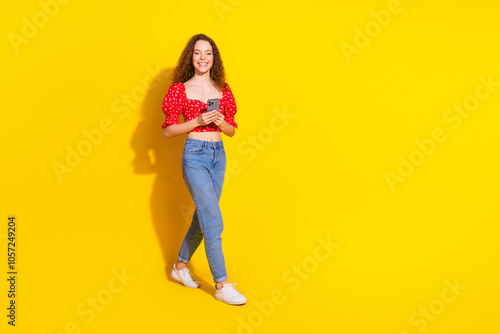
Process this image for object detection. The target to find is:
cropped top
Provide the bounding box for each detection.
[161,82,238,132]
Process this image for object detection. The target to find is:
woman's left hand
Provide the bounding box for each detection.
[213,112,225,127]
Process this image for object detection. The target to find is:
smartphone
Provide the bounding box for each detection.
[207,99,220,112]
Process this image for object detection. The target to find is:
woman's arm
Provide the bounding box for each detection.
[163,111,221,138]
[163,118,199,138]
[214,112,236,137]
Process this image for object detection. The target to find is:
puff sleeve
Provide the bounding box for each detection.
[161,83,184,129]
[223,83,238,129]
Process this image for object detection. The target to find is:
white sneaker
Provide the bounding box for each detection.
[171,263,200,288]
[215,283,247,305]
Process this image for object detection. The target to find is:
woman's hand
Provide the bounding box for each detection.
[213,111,225,127]
[196,110,220,126]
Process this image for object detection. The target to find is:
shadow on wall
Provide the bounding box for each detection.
[129,67,212,294]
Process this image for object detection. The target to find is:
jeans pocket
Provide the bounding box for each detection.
[184,143,205,154]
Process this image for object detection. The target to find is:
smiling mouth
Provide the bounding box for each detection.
[198,62,208,66]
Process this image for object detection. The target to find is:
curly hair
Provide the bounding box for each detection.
[172,34,227,91]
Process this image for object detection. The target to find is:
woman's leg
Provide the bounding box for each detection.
[210,142,229,289]
[179,140,228,283]
[177,208,203,265]
[176,165,225,273]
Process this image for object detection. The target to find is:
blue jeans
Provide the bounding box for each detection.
[178,138,228,283]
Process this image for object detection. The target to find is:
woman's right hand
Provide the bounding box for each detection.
[196,110,219,126]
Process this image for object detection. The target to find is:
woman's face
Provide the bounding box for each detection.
[192,40,213,74]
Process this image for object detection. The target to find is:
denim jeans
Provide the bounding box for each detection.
[178,138,228,283]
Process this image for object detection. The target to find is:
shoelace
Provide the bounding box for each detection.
[181,268,196,282]
[222,283,240,296]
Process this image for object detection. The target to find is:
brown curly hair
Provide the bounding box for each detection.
[172,34,227,91]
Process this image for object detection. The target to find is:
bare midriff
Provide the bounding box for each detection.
[187,131,222,142]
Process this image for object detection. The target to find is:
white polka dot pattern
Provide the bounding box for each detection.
[161,82,238,132]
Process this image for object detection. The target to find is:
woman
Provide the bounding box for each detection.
[161,33,247,305]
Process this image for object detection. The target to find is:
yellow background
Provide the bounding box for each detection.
[1,0,499,333]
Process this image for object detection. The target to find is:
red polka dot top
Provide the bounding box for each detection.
[161,82,238,132]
